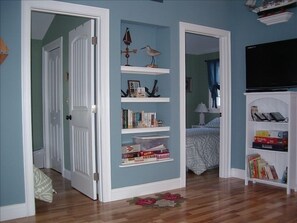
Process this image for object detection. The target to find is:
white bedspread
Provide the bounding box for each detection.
[186,127,220,175]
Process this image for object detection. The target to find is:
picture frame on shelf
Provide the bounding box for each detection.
[128,80,140,97]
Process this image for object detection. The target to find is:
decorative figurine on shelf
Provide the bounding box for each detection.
[145,80,160,97]
[121,28,137,66]
[141,45,161,68]
[121,89,129,97]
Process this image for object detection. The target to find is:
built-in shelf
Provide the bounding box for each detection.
[121,126,170,134]
[120,158,174,167]
[258,12,293,25]
[121,97,170,103]
[253,0,297,13]
[248,177,287,188]
[121,66,170,75]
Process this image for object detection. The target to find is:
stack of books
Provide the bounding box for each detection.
[122,109,158,129]
[252,130,288,151]
[122,143,170,165]
[247,154,278,180]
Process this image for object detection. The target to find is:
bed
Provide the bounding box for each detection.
[186,117,220,175]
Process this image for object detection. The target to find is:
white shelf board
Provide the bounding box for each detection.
[121,66,170,75]
[121,97,170,103]
[248,177,287,188]
[253,0,297,13]
[119,158,174,167]
[248,147,288,153]
[121,126,170,134]
[258,12,293,25]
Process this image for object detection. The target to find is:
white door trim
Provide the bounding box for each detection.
[42,37,64,174]
[21,0,110,217]
[179,22,231,184]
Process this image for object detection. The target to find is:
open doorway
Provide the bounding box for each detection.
[22,1,110,217]
[179,22,231,186]
[185,33,221,176]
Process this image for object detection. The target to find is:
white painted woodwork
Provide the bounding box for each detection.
[121,126,170,134]
[69,20,97,200]
[21,1,110,219]
[119,158,174,167]
[42,37,64,173]
[179,22,232,183]
[245,92,297,194]
[121,97,170,103]
[120,65,171,168]
[121,66,169,75]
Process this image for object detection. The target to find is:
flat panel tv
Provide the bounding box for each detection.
[246,38,297,92]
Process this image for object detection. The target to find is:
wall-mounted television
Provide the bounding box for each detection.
[246,38,297,92]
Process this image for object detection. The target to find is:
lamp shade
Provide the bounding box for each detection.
[195,103,208,113]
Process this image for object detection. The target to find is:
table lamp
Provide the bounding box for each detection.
[195,103,208,125]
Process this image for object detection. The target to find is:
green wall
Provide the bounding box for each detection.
[31,40,43,151]
[186,52,220,128]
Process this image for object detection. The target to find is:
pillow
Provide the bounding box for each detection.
[33,165,55,203]
[205,117,220,128]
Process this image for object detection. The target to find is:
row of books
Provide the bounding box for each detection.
[247,154,278,180]
[121,143,170,164]
[122,109,158,129]
[252,130,288,151]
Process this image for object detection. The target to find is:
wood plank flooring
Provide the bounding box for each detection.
[4,168,297,223]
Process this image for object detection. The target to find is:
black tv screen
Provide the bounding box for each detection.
[246,38,297,92]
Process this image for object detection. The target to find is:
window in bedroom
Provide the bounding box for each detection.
[206,59,220,113]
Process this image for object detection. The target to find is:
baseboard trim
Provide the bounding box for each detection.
[63,168,71,180]
[231,168,245,179]
[110,178,183,201]
[0,203,33,221]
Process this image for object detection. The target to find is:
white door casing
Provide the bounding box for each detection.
[179,22,231,184]
[20,1,110,219]
[69,20,97,200]
[42,37,64,174]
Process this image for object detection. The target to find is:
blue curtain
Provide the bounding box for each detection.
[206,59,220,108]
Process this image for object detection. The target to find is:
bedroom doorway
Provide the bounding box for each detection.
[185,33,220,176]
[179,22,231,183]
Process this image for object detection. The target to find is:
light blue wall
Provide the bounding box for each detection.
[229,1,297,168]
[0,0,25,206]
[1,0,297,207]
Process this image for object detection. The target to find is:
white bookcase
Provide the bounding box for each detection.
[120,66,173,167]
[245,91,297,194]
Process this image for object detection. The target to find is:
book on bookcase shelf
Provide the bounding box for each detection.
[252,130,288,151]
[122,109,158,129]
[121,143,170,164]
[247,153,279,180]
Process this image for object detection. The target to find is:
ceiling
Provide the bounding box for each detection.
[185,33,219,55]
[31,11,55,40]
[31,12,219,55]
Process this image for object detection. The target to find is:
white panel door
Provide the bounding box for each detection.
[43,37,64,174]
[48,47,63,173]
[69,20,97,200]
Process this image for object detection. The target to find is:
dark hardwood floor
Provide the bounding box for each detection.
[4,168,297,223]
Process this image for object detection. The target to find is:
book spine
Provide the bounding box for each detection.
[254,136,288,145]
[122,109,128,129]
[255,130,288,139]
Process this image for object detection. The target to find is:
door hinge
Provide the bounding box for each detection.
[92,36,97,45]
[91,105,97,113]
[94,172,99,182]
